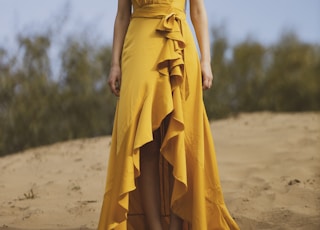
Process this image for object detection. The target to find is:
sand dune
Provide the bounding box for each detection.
[0,112,319,230]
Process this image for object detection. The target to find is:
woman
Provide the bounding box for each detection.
[98,0,240,229]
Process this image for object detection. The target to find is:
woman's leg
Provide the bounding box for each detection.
[168,165,183,230]
[169,214,183,230]
[137,125,182,230]
[138,130,162,230]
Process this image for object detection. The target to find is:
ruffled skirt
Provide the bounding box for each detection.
[98,7,240,230]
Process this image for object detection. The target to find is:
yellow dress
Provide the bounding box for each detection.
[98,0,240,229]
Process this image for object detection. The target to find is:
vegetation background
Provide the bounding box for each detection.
[0,13,319,157]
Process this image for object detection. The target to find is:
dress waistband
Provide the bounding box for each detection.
[132,4,186,20]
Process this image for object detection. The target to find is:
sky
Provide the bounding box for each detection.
[0,0,319,48]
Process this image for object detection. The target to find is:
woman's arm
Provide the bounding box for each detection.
[108,0,132,96]
[189,0,213,89]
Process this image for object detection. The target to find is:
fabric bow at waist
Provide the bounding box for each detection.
[132,5,189,100]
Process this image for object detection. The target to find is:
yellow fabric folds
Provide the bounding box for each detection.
[98,0,240,229]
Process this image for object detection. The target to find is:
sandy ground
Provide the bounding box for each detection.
[0,112,319,230]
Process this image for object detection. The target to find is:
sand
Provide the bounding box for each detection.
[0,112,319,230]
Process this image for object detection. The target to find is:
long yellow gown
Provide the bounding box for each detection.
[98,0,240,229]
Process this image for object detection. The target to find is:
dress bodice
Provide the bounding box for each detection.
[132,0,186,11]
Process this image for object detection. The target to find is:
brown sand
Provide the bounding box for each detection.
[0,112,319,230]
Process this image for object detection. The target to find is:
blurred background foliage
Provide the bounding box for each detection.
[0,25,319,156]
[205,29,320,119]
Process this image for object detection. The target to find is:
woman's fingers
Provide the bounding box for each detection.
[201,62,214,90]
[202,73,213,90]
[108,66,121,97]
[108,78,120,96]
[202,79,211,90]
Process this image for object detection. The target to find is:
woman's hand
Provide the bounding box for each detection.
[108,65,121,97]
[201,61,213,90]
